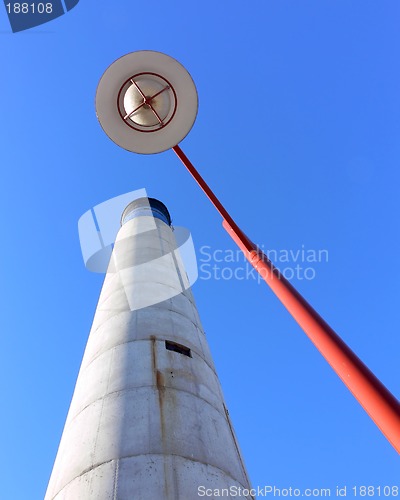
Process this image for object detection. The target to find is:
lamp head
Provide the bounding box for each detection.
[96,51,198,154]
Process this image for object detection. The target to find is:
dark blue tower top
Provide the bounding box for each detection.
[121,197,172,227]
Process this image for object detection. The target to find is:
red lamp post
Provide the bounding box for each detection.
[172,144,400,454]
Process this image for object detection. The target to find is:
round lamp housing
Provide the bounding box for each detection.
[96,51,198,154]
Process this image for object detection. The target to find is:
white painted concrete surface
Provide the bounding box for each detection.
[45,201,252,499]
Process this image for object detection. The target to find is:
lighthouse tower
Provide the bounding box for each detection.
[45,197,252,499]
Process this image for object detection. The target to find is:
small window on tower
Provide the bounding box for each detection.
[165,340,192,358]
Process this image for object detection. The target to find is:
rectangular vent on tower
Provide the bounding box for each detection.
[165,340,192,358]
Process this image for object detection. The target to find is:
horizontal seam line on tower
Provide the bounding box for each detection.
[65,383,227,428]
[90,305,202,337]
[81,335,214,375]
[97,283,197,307]
[50,453,251,499]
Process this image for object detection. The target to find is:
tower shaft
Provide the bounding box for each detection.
[46,199,251,499]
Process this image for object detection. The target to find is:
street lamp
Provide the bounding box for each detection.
[96,50,400,454]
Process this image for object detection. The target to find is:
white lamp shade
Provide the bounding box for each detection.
[96,51,198,154]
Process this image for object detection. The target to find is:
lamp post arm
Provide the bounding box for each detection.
[172,143,400,454]
[172,145,253,253]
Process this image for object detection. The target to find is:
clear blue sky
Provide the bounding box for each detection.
[1,1,399,498]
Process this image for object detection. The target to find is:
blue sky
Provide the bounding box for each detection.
[1,1,399,498]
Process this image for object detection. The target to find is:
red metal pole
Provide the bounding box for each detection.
[172,144,400,454]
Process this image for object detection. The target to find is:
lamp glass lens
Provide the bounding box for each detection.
[123,76,172,127]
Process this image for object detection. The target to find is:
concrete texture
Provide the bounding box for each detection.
[45,201,252,499]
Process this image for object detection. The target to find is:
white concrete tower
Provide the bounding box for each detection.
[46,197,252,499]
